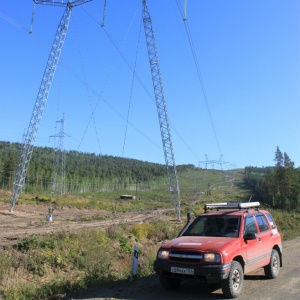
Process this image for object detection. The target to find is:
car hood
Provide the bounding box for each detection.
[161,236,238,252]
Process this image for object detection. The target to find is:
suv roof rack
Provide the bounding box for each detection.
[204,202,260,212]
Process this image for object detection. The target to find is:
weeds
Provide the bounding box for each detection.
[83,249,115,286]
[268,208,300,240]
[4,279,83,300]
[130,221,180,241]
[0,207,298,299]
[0,221,178,299]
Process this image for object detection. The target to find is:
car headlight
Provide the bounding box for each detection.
[158,250,169,259]
[204,253,221,263]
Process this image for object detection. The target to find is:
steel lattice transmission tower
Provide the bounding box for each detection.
[50,113,67,195]
[199,154,228,170]
[10,0,93,212]
[142,0,181,221]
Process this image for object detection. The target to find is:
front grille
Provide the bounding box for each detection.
[169,251,203,262]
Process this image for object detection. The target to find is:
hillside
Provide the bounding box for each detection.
[0,141,249,206]
[2,144,300,300]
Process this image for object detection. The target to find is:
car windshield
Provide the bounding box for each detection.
[182,215,241,237]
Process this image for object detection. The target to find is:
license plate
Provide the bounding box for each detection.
[171,267,194,275]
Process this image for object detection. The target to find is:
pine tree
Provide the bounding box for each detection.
[274,146,284,168]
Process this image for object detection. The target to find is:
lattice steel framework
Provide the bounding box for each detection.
[10,0,92,211]
[34,0,93,7]
[50,114,67,195]
[142,0,181,221]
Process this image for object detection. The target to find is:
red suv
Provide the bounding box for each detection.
[154,202,282,298]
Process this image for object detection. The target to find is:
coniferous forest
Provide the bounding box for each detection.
[0,141,299,210]
[0,141,171,193]
[244,147,300,210]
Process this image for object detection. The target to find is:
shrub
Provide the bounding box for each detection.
[117,236,132,254]
[83,246,115,286]
[0,252,14,281]
[130,221,180,242]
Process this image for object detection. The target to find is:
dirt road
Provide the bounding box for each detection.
[65,237,300,300]
[1,203,299,299]
[0,203,173,247]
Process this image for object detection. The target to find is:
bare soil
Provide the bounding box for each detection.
[1,202,299,300]
[0,202,174,247]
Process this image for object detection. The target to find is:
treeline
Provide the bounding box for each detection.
[0,141,188,194]
[245,147,300,210]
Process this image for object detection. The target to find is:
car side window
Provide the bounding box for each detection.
[255,214,270,232]
[244,215,257,234]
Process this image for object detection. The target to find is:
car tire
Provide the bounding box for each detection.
[264,249,280,279]
[221,261,244,298]
[159,275,181,290]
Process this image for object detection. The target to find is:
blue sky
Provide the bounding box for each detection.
[0,0,299,169]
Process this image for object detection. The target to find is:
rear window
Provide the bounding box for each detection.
[265,212,276,229]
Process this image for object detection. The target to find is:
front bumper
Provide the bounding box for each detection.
[154,259,231,283]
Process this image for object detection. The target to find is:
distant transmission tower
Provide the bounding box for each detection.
[199,154,228,170]
[10,0,93,212]
[198,154,229,194]
[50,113,67,195]
[143,0,181,221]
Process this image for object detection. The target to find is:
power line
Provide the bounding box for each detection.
[10,0,92,212]
[122,17,143,158]
[81,3,202,164]
[176,0,223,156]
[72,14,102,154]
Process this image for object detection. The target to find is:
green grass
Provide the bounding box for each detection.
[0,167,299,299]
[0,221,181,300]
[268,208,300,240]
[1,209,298,299]
[1,167,251,212]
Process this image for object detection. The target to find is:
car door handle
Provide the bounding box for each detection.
[258,237,262,241]
[270,232,273,237]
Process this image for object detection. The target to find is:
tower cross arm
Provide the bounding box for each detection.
[34,0,93,8]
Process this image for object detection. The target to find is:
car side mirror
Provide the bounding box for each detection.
[244,232,257,240]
